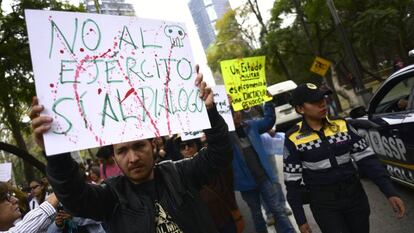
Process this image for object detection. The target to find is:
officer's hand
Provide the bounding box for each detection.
[388,196,405,219]
[299,223,312,233]
[30,96,53,151]
[195,65,213,110]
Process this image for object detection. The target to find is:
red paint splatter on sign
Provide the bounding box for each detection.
[49,83,54,88]
[163,45,175,135]
[120,88,135,103]
[80,48,84,52]
[98,88,102,95]
[60,50,64,54]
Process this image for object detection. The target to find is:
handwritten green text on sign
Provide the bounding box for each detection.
[25,10,210,155]
[220,56,271,111]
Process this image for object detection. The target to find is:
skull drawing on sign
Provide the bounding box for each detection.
[164,25,186,48]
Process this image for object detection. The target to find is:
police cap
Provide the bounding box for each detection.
[290,83,332,106]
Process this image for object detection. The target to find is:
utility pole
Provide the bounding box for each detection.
[326,0,370,106]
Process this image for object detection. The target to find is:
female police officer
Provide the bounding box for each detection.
[283,83,405,233]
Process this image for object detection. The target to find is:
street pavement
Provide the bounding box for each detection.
[236,155,414,233]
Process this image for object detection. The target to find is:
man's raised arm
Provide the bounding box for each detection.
[30,97,115,221]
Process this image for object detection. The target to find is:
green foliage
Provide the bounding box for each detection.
[208,0,414,86]
[206,9,253,76]
[264,0,414,86]
[0,0,85,183]
[0,0,85,111]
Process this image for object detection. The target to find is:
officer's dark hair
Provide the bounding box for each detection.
[289,99,304,116]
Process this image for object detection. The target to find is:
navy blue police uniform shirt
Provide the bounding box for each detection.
[283,116,399,226]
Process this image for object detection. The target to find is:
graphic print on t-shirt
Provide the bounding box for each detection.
[155,202,183,233]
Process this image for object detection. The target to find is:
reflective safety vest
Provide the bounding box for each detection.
[283,117,397,226]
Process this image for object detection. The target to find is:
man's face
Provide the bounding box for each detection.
[113,140,155,184]
[0,194,21,228]
[297,98,327,120]
[179,141,198,158]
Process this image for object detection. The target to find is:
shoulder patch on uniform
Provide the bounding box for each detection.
[295,132,313,140]
[286,124,300,137]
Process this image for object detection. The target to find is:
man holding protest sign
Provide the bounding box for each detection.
[221,56,294,233]
[30,68,233,233]
[229,100,295,233]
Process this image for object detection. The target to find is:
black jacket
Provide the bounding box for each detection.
[46,106,232,233]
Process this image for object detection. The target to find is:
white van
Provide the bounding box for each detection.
[267,80,302,131]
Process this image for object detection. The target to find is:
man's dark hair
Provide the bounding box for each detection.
[96,145,114,159]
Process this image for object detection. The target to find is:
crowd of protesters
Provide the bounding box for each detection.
[0,67,406,233]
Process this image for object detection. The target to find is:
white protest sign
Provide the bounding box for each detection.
[181,85,235,141]
[180,130,204,141]
[25,10,210,155]
[213,85,235,132]
[0,163,12,182]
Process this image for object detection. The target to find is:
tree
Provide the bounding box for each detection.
[265,0,414,93]
[0,0,85,184]
[206,9,253,82]
[206,4,289,85]
[0,142,46,174]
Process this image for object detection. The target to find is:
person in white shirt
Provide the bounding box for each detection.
[28,180,48,210]
[0,182,58,233]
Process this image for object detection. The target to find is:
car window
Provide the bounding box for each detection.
[272,91,292,107]
[374,75,414,114]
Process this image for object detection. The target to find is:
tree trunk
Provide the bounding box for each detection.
[368,44,379,71]
[397,9,409,61]
[87,149,94,158]
[331,66,360,109]
[272,47,291,80]
[4,103,36,183]
[246,0,268,35]
[0,142,45,174]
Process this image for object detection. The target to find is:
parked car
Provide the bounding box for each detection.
[267,80,302,132]
[349,65,414,188]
